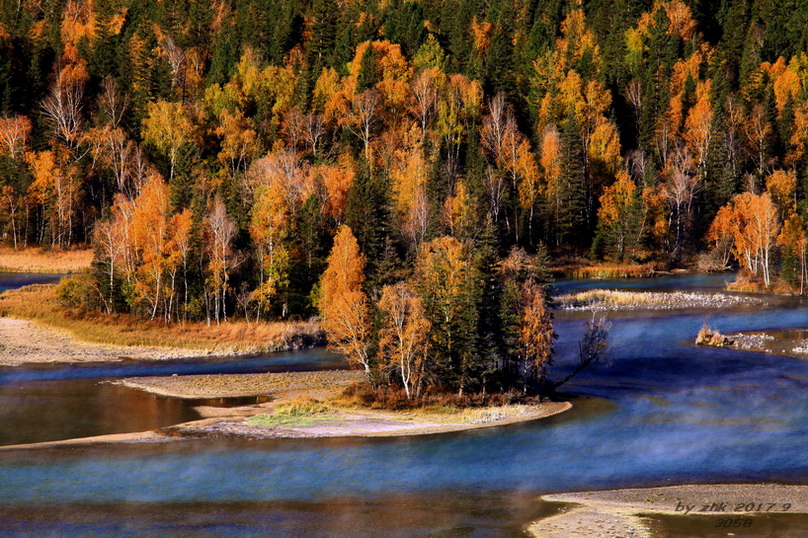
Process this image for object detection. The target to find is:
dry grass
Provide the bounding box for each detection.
[334,383,530,411]
[247,397,336,427]
[119,370,361,399]
[0,283,324,352]
[725,270,767,293]
[727,274,796,295]
[0,246,93,273]
[552,261,661,280]
[553,289,764,311]
[695,323,733,347]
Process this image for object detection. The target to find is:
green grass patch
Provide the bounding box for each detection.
[247,399,335,428]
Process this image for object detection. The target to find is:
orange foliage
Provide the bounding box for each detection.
[61,0,96,46]
[27,148,81,249]
[442,181,472,237]
[683,80,712,167]
[709,192,780,286]
[319,225,372,378]
[391,146,430,246]
[779,214,808,294]
[250,180,290,315]
[770,57,802,113]
[518,279,554,382]
[470,17,493,53]
[216,110,259,175]
[319,154,356,224]
[765,169,797,220]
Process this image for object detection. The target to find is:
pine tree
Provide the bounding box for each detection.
[556,112,587,249]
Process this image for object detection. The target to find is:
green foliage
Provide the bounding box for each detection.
[55,274,100,310]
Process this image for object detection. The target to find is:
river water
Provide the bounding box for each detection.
[2,274,808,535]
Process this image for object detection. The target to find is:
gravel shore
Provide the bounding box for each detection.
[0,317,208,366]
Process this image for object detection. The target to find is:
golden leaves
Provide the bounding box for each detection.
[598,171,637,227]
[319,225,372,374]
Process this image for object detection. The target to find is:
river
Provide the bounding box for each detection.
[2,273,808,535]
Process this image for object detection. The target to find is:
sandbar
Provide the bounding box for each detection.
[529,484,808,537]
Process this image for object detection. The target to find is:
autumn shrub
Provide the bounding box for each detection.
[695,323,733,347]
[55,273,100,309]
[726,269,768,293]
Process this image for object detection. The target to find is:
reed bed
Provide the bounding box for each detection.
[553,289,765,311]
[553,262,661,280]
[0,247,93,274]
[0,283,323,352]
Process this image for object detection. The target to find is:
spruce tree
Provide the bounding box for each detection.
[557,113,587,249]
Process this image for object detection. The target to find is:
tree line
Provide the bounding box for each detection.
[0,0,807,393]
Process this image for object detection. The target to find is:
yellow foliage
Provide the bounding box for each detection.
[765,169,797,220]
[61,0,96,45]
[598,171,637,227]
[772,61,802,114]
[319,225,372,375]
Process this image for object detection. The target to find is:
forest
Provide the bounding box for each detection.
[0,0,806,396]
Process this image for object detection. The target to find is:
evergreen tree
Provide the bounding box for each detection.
[556,113,587,249]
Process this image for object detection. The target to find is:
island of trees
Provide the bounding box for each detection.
[0,0,806,398]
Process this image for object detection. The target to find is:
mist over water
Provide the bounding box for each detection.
[3,273,808,534]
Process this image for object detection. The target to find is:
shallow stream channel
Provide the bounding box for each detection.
[2,273,808,535]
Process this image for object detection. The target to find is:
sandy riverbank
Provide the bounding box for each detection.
[124,370,572,440]
[0,284,324,357]
[0,317,209,366]
[529,484,808,537]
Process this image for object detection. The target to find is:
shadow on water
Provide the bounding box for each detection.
[0,380,201,445]
[0,492,555,537]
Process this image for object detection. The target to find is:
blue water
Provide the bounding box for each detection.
[0,348,345,386]
[552,271,740,293]
[2,273,808,535]
[0,272,63,291]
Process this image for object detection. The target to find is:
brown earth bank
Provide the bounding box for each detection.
[529,484,808,537]
[0,370,572,449]
[0,246,93,273]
